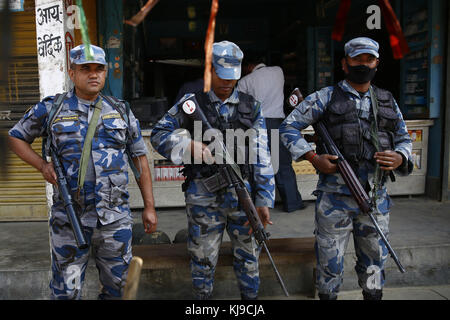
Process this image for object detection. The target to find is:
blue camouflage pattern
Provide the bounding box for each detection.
[280,80,412,298]
[49,216,132,299]
[151,88,275,209]
[9,89,147,227]
[187,204,260,299]
[150,88,274,299]
[314,190,390,298]
[280,80,413,196]
[70,44,107,66]
[212,41,244,80]
[9,89,147,299]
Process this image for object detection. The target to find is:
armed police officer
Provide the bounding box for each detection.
[280,37,413,300]
[150,41,275,300]
[8,44,157,299]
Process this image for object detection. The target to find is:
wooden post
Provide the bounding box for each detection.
[123,256,144,300]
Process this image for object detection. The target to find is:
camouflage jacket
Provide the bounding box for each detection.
[150,88,275,208]
[9,89,148,227]
[280,80,413,196]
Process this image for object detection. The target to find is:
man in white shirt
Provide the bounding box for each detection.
[237,52,305,212]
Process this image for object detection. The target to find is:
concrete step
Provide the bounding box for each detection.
[0,196,449,299]
[263,285,450,300]
[0,238,448,300]
[132,238,316,300]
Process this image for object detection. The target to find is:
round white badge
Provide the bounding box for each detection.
[182,100,196,114]
[289,94,298,107]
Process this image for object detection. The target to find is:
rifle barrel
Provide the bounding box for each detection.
[263,242,290,297]
[366,212,406,273]
[180,97,290,296]
[51,147,88,249]
[314,122,406,273]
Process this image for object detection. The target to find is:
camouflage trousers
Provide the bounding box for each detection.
[314,190,391,298]
[49,215,133,300]
[186,204,261,299]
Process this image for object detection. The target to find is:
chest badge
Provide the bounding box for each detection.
[182,100,196,114]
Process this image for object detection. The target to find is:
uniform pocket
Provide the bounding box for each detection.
[342,123,361,161]
[377,107,398,132]
[377,131,393,151]
[327,100,356,124]
[108,172,128,208]
[102,114,128,146]
[51,119,82,155]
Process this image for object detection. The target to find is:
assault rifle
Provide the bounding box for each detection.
[180,96,290,296]
[50,145,88,249]
[286,88,406,273]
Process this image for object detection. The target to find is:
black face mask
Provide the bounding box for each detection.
[345,64,377,84]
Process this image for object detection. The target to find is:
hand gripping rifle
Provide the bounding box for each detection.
[287,88,405,273]
[180,96,290,296]
[50,145,88,249]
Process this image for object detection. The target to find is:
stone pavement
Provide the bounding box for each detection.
[0,195,448,299]
[262,284,450,300]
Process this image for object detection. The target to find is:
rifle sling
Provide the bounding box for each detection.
[77,98,103,193]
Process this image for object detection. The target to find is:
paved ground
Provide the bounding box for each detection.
[262,284,450,300]
[142,195,450,250]
[0,195,448,299]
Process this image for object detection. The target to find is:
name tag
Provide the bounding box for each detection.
[53,115,79,123]
[102,113,122,120]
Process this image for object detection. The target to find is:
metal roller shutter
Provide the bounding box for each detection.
[4,0,40,128]
[0,0,47,221]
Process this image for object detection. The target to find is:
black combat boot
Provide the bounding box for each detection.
[318,293,337,300]
[362,289,383,300]
[197,292,212,300]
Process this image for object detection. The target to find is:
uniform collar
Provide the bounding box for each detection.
[68,88,100,112]
[339,80,371,98]
[207,87,240,105]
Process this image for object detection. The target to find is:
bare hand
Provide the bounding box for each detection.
[244,207,273,235]
[189,140,215,164]
[256,207,273,228]
[311,154,339,174]
[142,207,158,234]
[40,161,57,185]
[374,150,403,171]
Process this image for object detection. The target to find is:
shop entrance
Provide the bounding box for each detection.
[120,0,402,129]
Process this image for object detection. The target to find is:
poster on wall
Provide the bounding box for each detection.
[0,0,24,11]
[408,130,423,142]
[412,149,422,170]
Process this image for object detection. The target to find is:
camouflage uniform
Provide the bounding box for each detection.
[151,41,274,299]
[9,85,147,299]
[280,78,412,298]
[151,86,275,299]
